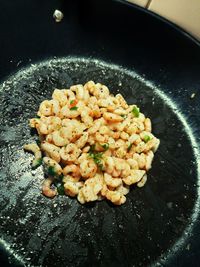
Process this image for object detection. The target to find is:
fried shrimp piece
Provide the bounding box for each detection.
[42,177,57,198]
[64,181,83,197]
[29,118,40,128]
[63,164,81,178]
[80,109,93,128]
[106,191,126,205]
[60,105,80,119]
[52,89,68,107]
[123,170,146,186]
[52,130,69,147]
[137,174,147,188]
[38,100,52,117]
[101,184,126,205]
[104,173,122,188]
[75,132,89,149]
[93,83,110,99]
[78,174,103,203]
[37,100,60,117]
[80,158,97,179]
[63,89,76,101]
[41,142,60,163]
[23,143,42,169]
[70,84,90,103]
[60,144,81,162]
[115,94,128,109]
[43,156,62,175]
[116,184,130,195]
[144,118,152,132]
[103,112,123,122]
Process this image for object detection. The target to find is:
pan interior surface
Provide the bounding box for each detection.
[0,57,199,267]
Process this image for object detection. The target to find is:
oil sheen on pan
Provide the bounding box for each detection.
[0,57,199,267]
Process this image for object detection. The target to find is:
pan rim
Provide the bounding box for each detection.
[116,0,200,48]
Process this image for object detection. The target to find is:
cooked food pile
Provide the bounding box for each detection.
[24,81,160,205]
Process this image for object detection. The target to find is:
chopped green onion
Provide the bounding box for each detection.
[90,152,103,161]
[132,107,140,117]
[53,180,60,187]
[101,143,109,151]
[89,145,95,154]
[48,166,57,176]
[98,163,104,171]
[32,158,43,169]
[70,106,78,111]
[95,152,103,159]
[57,184,65,195]
[121,114,126,118]
[93,157,104,170]
[143,135,151,143]
[89,146,104,170]
[57,174,64,182]
[93,157,101,165]
[127,143,132,152]
[70,100,74,104]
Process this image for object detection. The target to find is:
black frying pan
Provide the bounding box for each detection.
[0,0,200,266]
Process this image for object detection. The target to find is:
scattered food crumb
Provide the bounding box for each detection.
[53,9,64,23]
[17,60,22,67]
[53,203,57,208]
[190,93,196,99]
[167,202,173,209]
[136,214,141,219]
[186,243,191,250]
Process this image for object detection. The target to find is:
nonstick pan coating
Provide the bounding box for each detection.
[0,1,200,267]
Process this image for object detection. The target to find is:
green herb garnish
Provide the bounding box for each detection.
[48,166,57,176]
[70,100,74,104]
[55,174,64,182]
[127,143,132,152]
[93,156,104,171]
[57,184,65,195]
[97,163,104,171]
[54,180,60,187]
[59,174,64,180]
[54,174,65,194]
[89,145,96,154]
[132,106,140,117]
[93,156,102,164]
[32,158,43,169]
[92,152,103,160]
[121,114,126,118]
[101,143,109,151]
[143,135,151,143]
[89,146,104,170]
[70,106,78,111]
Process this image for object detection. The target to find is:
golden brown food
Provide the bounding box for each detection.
[24,81,160,205]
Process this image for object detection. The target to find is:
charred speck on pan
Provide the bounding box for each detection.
[0,57,199,267]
